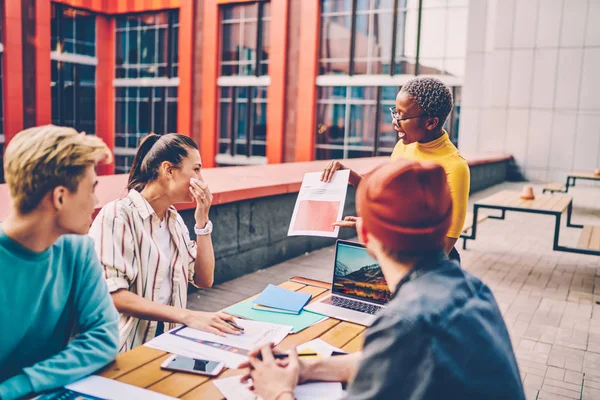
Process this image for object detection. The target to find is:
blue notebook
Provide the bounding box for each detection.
[253,284,312,314]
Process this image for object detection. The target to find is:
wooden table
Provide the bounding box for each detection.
[461,190,599,256]
[544,171,600,193]
[97,277,365,399]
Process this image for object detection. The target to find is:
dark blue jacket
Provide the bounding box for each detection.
[347,252,525,400]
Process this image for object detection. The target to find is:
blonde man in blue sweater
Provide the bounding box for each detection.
[0,126,119,399]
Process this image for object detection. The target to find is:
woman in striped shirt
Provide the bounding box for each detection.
[89,133,241,352]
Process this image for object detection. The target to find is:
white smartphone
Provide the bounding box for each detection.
[160,354,225,376]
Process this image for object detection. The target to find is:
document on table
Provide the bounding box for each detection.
[288,170,350,238]
[173,319,291,350]
[297,338,346,358]
[213,375,344,400]
[144,319,292,369]
[35,375,177,400]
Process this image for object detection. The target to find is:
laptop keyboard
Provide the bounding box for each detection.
[323,295,382,315]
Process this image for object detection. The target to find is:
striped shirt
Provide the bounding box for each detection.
[89,189,198,352]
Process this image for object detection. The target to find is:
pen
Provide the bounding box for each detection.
[257,352,319,361]
[226,320,245,332]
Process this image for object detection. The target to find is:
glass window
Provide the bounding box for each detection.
[316,86,401,159]
[51,61,96,134]
[114,86,179,171]
[252,86,268,157]
[51,5,97,134]
[319,0,464,76]
[217,86,268,159]
[395,0,418,74]
[51,4,96,57]
[319,0,353,75]
[114,11,180,174]
[115,11,179,79]
[220,2,270,76]
[352,0,395,75]
[217,2,270,165]
[418,0,467,76]
[378,86,399,155]
[447,86,461,146]
[115,155,136,175]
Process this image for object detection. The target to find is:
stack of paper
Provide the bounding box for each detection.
[213,376,344,400]
[144,319,292,368]
[224,299,327,334]
[252,284,312,314]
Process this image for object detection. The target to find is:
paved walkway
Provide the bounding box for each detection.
[188,181,600,400]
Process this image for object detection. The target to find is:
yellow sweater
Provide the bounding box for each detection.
[390,131,470,239]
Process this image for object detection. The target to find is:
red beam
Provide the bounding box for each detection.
[265,0,289,164]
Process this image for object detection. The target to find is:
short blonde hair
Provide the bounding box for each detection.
[4,125,112,214]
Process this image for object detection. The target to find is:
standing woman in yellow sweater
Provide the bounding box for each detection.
[321,77,470,263]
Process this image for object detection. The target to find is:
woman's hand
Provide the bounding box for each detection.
[239,344,300,400]
[332,216,360,228]
[321,160,362,187]
[181,310,242,336]
[321,160,347,183]
[190,178,213,227]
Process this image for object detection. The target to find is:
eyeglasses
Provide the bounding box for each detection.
[389,107,427,122]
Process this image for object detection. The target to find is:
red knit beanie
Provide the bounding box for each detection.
[356,160,453,253]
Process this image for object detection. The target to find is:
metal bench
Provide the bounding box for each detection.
[459,190,600,256]
[545,171,600,194]
[543,183,567,194]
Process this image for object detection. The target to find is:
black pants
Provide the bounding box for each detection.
[449,247,461,265]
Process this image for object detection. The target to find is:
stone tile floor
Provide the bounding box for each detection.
[188,181,600,400]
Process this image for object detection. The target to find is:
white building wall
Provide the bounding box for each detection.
[459,0,600,182]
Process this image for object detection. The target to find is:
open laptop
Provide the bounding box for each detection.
[305,240,392,326]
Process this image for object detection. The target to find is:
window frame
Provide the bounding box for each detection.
[51,4,98,134]
[112,9,180,174]
[217,1,271,165]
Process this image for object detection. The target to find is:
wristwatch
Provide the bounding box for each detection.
[194,220,213,236]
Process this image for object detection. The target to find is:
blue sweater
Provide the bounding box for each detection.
[0,228,119,400]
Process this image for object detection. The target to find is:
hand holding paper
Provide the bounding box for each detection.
[332,215,360,228]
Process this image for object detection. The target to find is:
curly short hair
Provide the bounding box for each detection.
[4,125,111,214]
[400,77,453,126]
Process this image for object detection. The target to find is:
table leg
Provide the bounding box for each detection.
[553,213,561,251]
[460,205,481,249]
[566,201,584,228]
[489,209,506,220]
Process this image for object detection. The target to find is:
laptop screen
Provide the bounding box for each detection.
[332,241,392,305]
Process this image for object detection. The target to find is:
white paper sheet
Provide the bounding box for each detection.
[144,320,292,369]
[144,331,225,363]
[174,319,292,350]
[297,338,346,357]
[60,375,177,399]
[213,375,344,400]
[288,170,350,238]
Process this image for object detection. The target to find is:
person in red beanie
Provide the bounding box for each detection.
[240,160,524,400]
